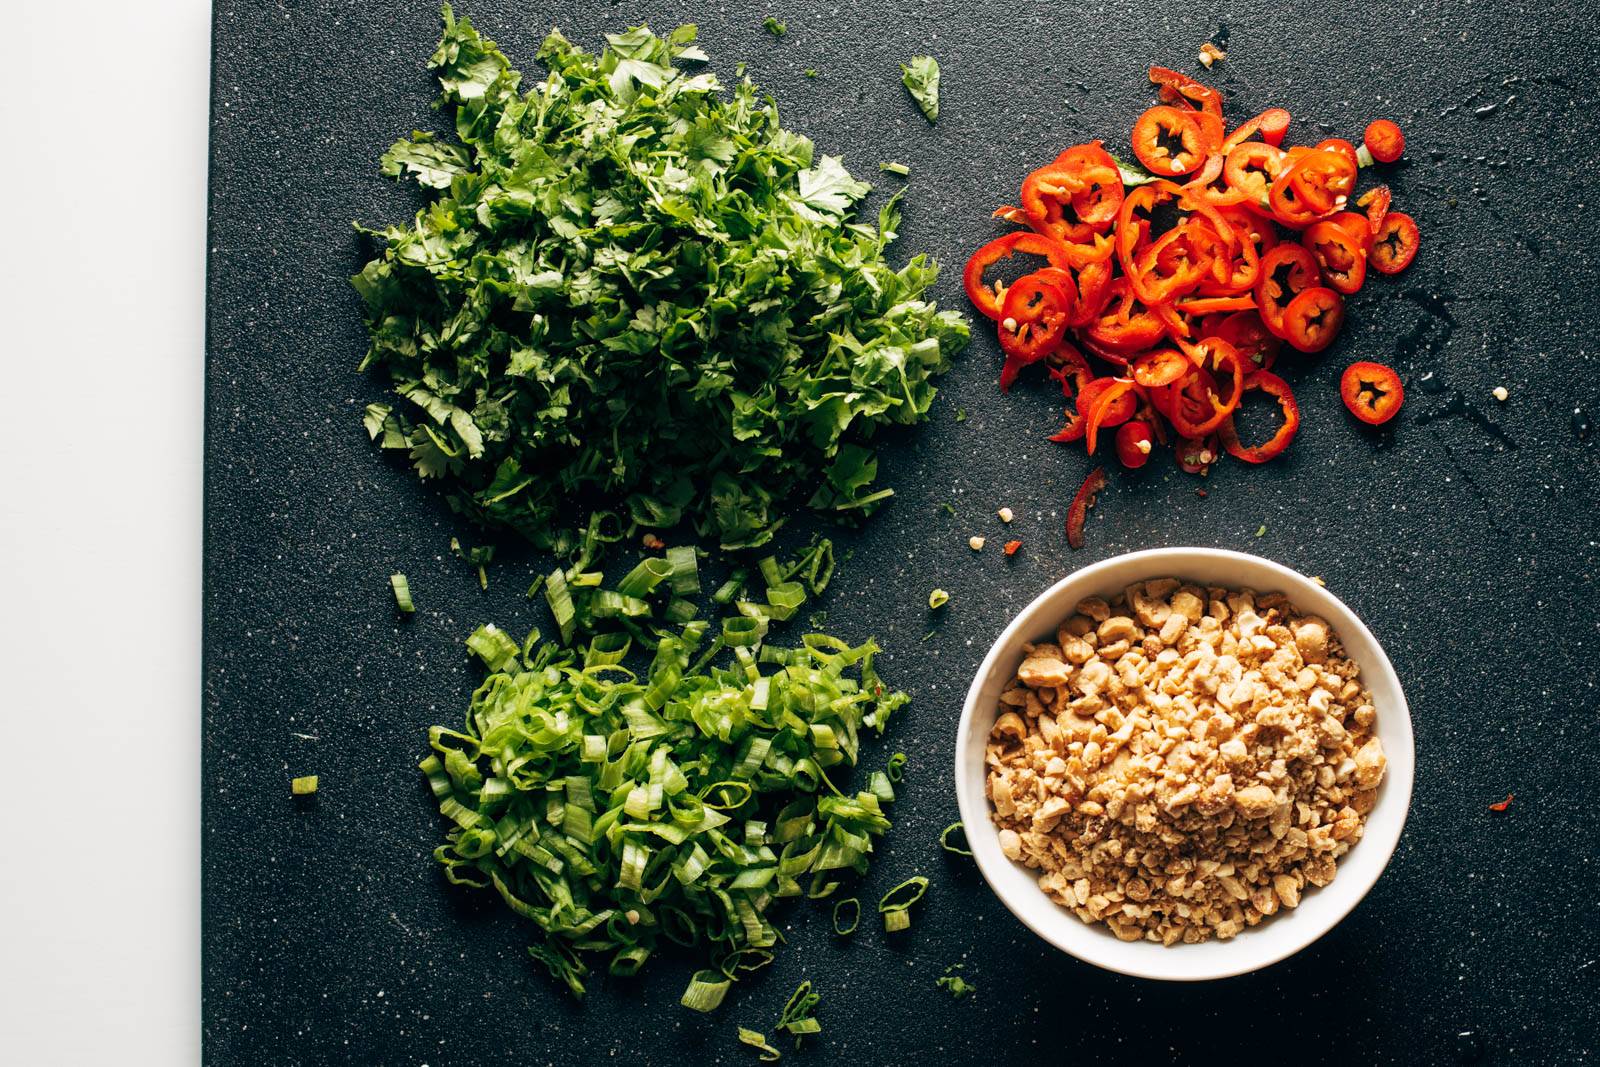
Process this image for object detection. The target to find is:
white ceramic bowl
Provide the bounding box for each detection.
[954,547,1414,981]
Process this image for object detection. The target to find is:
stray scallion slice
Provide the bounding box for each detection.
[390,573,415,613]
[939,821,972,857]
[928,588,950,609]
[936,963,975,998]
[878,875,928,932]
[776,980,821,1046]
[886,752,906,783]
[762,16,786,36]
[683,970,733,1013]
[879,161,910,176]
[831,897,860,936]
[738,1027,782,1061]
[291,775,319,795]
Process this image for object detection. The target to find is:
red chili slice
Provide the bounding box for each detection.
[1209,309,1281,370]
[1255,244,1321,338]
[1115,180,1184,277]
[962,231,1077,320]
[1131,349,1190,388]
[1281,286,1345,352]
[1045,345,1095,442]
[1314,137,1360,172]
[1370,212,1420,274]
[1364,119,1405,163]
[1132,105,1210,177]
[1358,185,1392,236]
[1302,219,1368,295]
[1222,107,1291,153]
[1066,466,1108,550]
[1131,221,1215,304]
[1219,370,1300,462]
[1083,378,1138,455]
[1329,210,1373,250]
[1175,434,1219,474]
[1149,66,1224,119]
[997,274,1074,390]
[1022,141,1125,248]
[1084,276,1166,353]
[1288,148,1357,216]
[1339,361,1405,425]
[1068,258,1115,329]
[1164,338,1248,438]
[1114,421,1155,469]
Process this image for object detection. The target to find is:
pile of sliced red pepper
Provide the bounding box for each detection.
[965,67,1420,534]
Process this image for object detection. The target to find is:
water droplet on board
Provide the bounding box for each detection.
[1575,407,1594,440]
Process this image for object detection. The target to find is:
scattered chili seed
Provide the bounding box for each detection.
[997,507,1015,523]
[969,535,986,551]
[1492,386,1509,402]
[1488,793,1513,812]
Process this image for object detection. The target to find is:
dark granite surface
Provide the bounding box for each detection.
[204,2,1600,1063]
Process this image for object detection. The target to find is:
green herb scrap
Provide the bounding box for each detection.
[900,55,940,122]
[762,16,786,36]
[355,8,967,552]
[420,538,910,1001]
[936,964,974,998]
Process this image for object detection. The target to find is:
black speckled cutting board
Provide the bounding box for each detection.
[203,2,1600,1063]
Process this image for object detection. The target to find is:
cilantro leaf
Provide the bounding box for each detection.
[901,55,940,123]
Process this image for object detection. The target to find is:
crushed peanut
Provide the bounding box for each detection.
[998,507,1015,523]
[985,579,1386,945]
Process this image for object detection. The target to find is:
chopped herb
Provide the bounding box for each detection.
[776,981,821,1046]
[900,55,940,123]
[886,752,906,783]
[878,875,928,932]
[921,629,937,642]
[738,1027,782,1061]
[954,406,967,422]
[804,68,818,78]
[936,964,975,998]
[879,161,910,176]
[939,502,957,517]
[390,573,415,613]
[831,897,860,935]
[450,537,494,590]
[1109,152,1161,187]
[1255,524,1268,537]
[928,588,950,609]
[291,775,319,796]
[463,623,520,673]
[357,11,967,552]
[938,821,972,856]
[1488,793,1514,812]
[762,16,786,36]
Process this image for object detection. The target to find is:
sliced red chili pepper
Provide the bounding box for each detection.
[1115,179,1184,276]
[1287,148,1357,215]
[1358,185,1392,236]
[1175,434,1219,474]
[962,231,1076,320]
[1131,105,1209,177]
[1219,370,1300,463]
[1487,793,1513,812]
[1114,420,1155,469]
[1216,204,1279,259]
[992,204,1028,224]
[1254,244,1321,338]
[1364,119,1405,163]
[1224,142,1286,206]
[1181,151,1246,209]
[1131,348,1190,388]
[1222,107,1291,153]
[1314,137,1360,171]
[1281,286,1345,352]
[1067,258,1114,329]
[1267,166,1324,228]
[1209,309,1281,370]
[1003,539,1023,556]
[1164,338,1247,437]
[1329,210,1373,250]
[1131,221,1215,304]
[1149,66,1224,119]
[997,274,1074,389]
[1023,141,1125,246]
[1084,276,1166,353]
[1302,219,1368,295]
[1339,360,1405,425]
[1066,466,1108,550]
[1046,344,1094,442]
[1083,378,1138,455]
[1177,294,1256,316]
[1370,211,1420,274]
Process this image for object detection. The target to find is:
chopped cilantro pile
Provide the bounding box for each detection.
[356,6,967,551]
[419,534,908,1001]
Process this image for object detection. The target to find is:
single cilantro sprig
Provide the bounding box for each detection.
[901,55,940,122]
[356,8,967,552]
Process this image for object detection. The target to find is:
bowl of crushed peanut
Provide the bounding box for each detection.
[954,547,1414,980]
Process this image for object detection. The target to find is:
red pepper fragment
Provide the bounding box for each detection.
[1003,539,1022,556]
[1066,466,1108,550]
[1488,793,1513,812]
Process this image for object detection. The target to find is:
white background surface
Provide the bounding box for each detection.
[0,1,209,1062]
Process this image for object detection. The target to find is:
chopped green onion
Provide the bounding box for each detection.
[682,969,733,1012]
[738,1027,782,1061]
[939,821,972,857]
[879,161,910,176]
[928,589,949,610]
[389,573,415,613]
[762,16,786,36]
[878,875,928,932]
[776,980,821,1044]
[936,964,975,998]
[290,775,319,795]
[1356,143,1376,168]
[886,752,906,783]
[464,623,519,673]
[955,406,967,422]
[831,897,860,935]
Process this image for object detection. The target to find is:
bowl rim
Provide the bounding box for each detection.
[953,546,1415,981]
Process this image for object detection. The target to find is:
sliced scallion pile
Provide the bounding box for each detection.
[419,534,908,1004]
